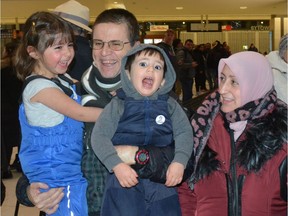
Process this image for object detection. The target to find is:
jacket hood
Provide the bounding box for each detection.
[120,44,176,99]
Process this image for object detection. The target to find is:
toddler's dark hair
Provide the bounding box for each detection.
[125,48,167,73]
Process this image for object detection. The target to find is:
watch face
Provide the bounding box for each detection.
[138,152,147,162]
[136,149,149,165]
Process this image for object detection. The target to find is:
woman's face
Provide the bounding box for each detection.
[219,65,241,113]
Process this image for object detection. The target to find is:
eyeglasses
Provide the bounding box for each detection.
[91,39,131,51]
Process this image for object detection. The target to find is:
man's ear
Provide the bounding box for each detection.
[27,46,39,59]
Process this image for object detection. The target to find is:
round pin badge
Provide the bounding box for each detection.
[155,115,165,125]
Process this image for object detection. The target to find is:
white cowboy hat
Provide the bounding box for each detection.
[53,0,92,32]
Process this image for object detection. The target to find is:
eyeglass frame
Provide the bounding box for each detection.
[90,39,131,51]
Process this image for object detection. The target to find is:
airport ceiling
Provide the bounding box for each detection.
[1,0,287,23]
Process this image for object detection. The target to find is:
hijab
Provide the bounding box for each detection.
[218,51,274,140]
[218,51,274,106]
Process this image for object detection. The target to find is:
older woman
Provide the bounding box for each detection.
[189,51,287,215]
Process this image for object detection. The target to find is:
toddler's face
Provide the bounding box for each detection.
[127,52,165,97]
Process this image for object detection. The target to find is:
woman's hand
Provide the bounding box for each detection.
[27,182,64,214]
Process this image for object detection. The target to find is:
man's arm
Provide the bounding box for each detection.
[16,175,64,214]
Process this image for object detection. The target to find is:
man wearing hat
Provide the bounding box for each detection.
[53,0,93,81]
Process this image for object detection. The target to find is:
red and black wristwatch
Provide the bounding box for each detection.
[135,148,150,165]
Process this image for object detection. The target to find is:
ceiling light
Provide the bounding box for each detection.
[240,6,247,9]
[176,7,183,10]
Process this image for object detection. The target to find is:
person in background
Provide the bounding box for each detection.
[206,40,229,89]
[192,43,207,95]
[15,11,102,215]
[266,34,287,103]
[203,42,214,90]
[248,43,258,52]
[53,0,93,81]
[157,29,176,63]
[172,38,183,51]
[176,39,197,102]
[222,41,232,56]
[157,29,180,96]
[91,44,193,215]
[172,38,183,100]
[1,40,22,179]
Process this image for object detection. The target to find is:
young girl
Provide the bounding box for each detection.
[15,11,102,216]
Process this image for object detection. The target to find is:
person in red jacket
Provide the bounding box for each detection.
[188,51,287,215]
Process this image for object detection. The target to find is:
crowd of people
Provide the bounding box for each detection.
[169,35,232,103]
[1,0,287,215]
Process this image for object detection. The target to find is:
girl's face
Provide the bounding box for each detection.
[36,35,74,78]
[219,65,241,113]
[127,52,165,97]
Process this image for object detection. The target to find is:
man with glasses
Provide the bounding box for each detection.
[16,8,140,216]
[80,9,140,215]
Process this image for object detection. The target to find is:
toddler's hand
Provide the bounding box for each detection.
[113,163,139,188]
[165,162,184,187]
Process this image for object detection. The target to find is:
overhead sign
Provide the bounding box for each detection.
[189,23,220,32]
[222,25,232,31]
[150,25,169,31]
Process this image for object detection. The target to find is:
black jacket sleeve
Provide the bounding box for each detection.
[16,175,34,207]
[134,145,194,183]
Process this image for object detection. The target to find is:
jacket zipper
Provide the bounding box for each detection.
[228,128,239,216]
[144,99,151,144]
